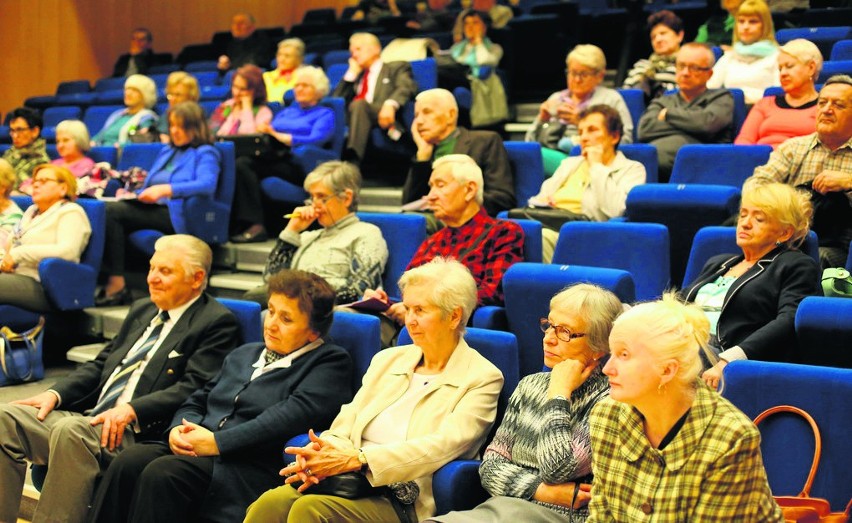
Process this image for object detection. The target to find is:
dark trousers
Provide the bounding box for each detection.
[104,201,174,276]
[346,99,380,160]
[88,441,215,523]
[233,155,302,229]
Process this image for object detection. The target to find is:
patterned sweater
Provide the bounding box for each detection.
[479,368,610,519]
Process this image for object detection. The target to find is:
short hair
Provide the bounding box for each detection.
[55,120,91,153]
[823,74,852,88]
[779,39,823,82]
[566,44,606,72]
[124,74,158,109]
[133,27,153,43]
[350,32,381,49]
[398,257,478,335]
[32,164,77,201]
[267,269,337,337]
[579,104,624,146]
[741,177,812,248]
[278,38,306,58]
[679,42,717,67]
[734,0,775,44]
[415,88,459,115]
[167,102,214,147]
[293,65,331,98]
[609,293,713,389]
[0,159,16,197]
[303,161,362,212]
[432,154,484,205]
[462,9,492,30]
[234,64,267,105]
[153,234,212,289]
[647,9,683,34]
[549,283,624,356]
[165,72,200,102]
[233,12,256,25]
[10,107,42,131]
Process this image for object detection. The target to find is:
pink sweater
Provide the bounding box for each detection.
[735,95,817,149]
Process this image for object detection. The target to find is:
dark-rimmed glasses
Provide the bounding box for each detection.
[540,318,586,343]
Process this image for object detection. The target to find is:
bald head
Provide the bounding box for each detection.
[414,88,459,144]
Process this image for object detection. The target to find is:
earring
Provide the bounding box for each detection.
[657,382,667,395]
[775,240,782,247]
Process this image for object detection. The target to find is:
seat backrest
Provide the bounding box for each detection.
[818,60,852,84]
[504,141,545,205]
[323,49,352,70]
[617,88,645,143]
[553,221,670,301]
[776,26,852,46]
[409,58,437,92]
[88,145,118,166]
[118,143,166,170]
[795,296,852,369]
[357,212,428,298]
[670,144,773,188]
[55,80,90,96]
[504,218,542,263]
[326,63,349,91]
[216,298,262,345]
[320,96,347,156]
[730,88,747,136]
[722,360,852,511]
[303,8,337,25]
[618,143,658,183]
[43,106,83,128]
[831,39,852,61]
[328,311,382,393]
[94,77,127,92]
[83,105,124,136]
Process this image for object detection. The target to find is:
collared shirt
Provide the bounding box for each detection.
[263,68,297,104]
[250,338,324,380]
[343,59,384,104]
[406,208,524,306]
[753,132,852,189]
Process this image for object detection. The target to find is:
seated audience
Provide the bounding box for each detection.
[244,161,388,305]
[351,0,401,24]
[51,120,95,178]
[452,0,514,42]
[97,102,220,306]
[92,74,159,147]
[736,38,822,148]
[333,32,417,164]
[753,75,852,268]
[263,38,305,104]
[0,165,90,312]
[157,72,201,142]
[404,88,515,218]
[0,234,239,523]
[244,258,504,523]
[430,284,623,523]
[210,64,273,136]
[88,270,354,523]
[696,0,743,48]
[439,10,503,92]
[217,13,272,73]
[112,28,156,78]
[638,43,734,182]
[406,0,455,32]
[707,0,780,105]
[623,10,684,103]
[587,295,783,521]
[0,160,23,245]
[230,66,335,243]
[526,45,634,159]
[3,107,50,190]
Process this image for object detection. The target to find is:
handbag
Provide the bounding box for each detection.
[508,206,590,232]
[821,268,852,298]
[293,472,418,523]
[219,134,289,160]
[753,405,852,522]
[469,73,509,128]
[0,317,45,387]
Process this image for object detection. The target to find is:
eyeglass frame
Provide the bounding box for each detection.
[674,62,712,73]
[539,318,587,343]
[564,69,600,80]
[32,177,61,185]
[303,193,342,206]
[9,126,33,134]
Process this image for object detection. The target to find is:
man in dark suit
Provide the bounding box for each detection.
[403,87,515,217]
[332,32,418,163]
[112,28,156,78]
[217,12,272,73]
[0,234,240,523]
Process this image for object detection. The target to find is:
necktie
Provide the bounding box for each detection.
[90,311,170,416]
[354,68,370,101]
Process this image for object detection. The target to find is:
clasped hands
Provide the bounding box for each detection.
[279,429,361,493]
[168,418,220,457]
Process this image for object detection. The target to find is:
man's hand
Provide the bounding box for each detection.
[702,360,727,390]
[346,57,363,78]
[218,55,231,71]
[378,104,397,130]
[813,169,852,194]
[138,184,172,203]
[11,391,59,421]
[411,120,434,161]
[90,403,138,451]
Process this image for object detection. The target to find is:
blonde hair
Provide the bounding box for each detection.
[734,0,776,44]
[124,74,159,109]
[0,159,16,197]
[278,37,306,58]
[165,72,200,102]
[741,177,812,248]
[779,39,824,82]
[398,257,478,335]
[350,32,381,49]
[550,284,624,355]
[566,44,606,72]
[32,164,78,201]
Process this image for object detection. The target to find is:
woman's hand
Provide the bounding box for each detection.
[137,184,172,203]
[548,358,596,399]
[702,360,727,390]
[582,145,605,166]
[555,102,580,125]
[168,424,195,456]
[534,482,592,509]
[284,205,318,233]
[0,252,15,273]
[238,93,254,112]
[281,429,361,492]
[178,419,220,456]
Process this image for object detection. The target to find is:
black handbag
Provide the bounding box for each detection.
[0,317,45,387]
[219,134,290,160]
[507,206,590,231]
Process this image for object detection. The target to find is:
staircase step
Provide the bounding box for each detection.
[228,240,276,272]
[67,342,108,363]
[360,186,403,208]
[209,272,264,292]
[83,305,131,339]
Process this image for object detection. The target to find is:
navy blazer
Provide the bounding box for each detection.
[681,247,820,362]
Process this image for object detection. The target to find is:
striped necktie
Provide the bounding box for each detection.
[90,311,170,416]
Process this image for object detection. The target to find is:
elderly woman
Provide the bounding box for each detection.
[264,38,306,104]
[0,160,24,245]
[430,284,623,523]
[244,258,504,523]
[623,11,684,103]
[736,39,822,148]
[526,45,633,160]
[244,161,387,305]
[96,102,220,306]
[210,64,273,137]
[157,72,200,142]
[231,65,335,243]
[88,270,354,523]
[51,120,95,178]
[2,107,50,189]
[92,74,159,146]
[587,295,783,521]
[0,165,91,311]
[707,0,780,105]
[439,11,503,92]
[681,178,820,388]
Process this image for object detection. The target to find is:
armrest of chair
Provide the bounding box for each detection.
[282,432,312,465]
[261,177,309,206]
[472,306,507,330]
[433,460,489,515]
[291,145,338,175]
[38,258,96,310]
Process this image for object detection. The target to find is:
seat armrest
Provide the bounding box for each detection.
[433,460,489,515]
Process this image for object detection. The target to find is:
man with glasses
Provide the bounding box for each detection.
[638,42,734,182]
[2,107,49,189]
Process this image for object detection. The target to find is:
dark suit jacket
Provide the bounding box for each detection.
[51,293,239,439]
[403,127,516,216]
[112,49,155,77]
[332,60,417,111]
[681,247,820,362]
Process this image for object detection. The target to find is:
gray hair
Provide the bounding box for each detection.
[125,74,158,109]
[55,120,91,152]
[415,87,459,113]
[432,154,484,205]
[303,161,363,211]
[350,32,381,49]
[153,234,212,289]
[824,74,852,88]
[0,159,15,197]
[293,65,331,98]
[398,257,478,335]
[679,42,717,67]
[779,39,823,82]
[278,37,306,58]
[549,284,624,356]
[566,44,606,72]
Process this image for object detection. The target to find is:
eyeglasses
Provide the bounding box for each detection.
[565,69,598,80]
[9,127,31,134]
[675,63,712,73]
[540,318,586,343]
[304,194,338,206]
[32,177,60,185]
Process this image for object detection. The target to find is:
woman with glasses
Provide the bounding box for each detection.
[2,107,50,188]
[244,161,387,306]
[209,65,272,137]
[0,164,91,311]
[429,284,623,523]
[157,72,200,143]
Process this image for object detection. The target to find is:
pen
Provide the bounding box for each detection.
[283,212,302,219]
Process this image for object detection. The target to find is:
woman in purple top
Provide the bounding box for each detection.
[51,120,96,180]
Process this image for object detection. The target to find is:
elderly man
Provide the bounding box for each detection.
[333,32,417,164]
[637,42,734,182]
[0,234,239,523]
[2,107,49,189]
[217,12,272,73]
[403,88,515,217]
[754,75,852,267]
[112,28,155,78]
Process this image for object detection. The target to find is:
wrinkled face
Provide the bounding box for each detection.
[650,23,683,56]
[413,96,456,144]
[231,14,255,39]
[349,40,381,69]
[9,117,39,149]
[169,113,191,147]
[293,75,320,106]
[306,180,351,228]
[566,60,604,99]
[736,14,763,45]
[736,202,791,255]
[402,283,457,349]
[816,83,852,142]
[542,309,594,369]
[778,53,815,93]
[124,87,144,109]
[463,15,486,41]
[425,164,472,222]
[603,336,662,405]
[578,113,620,155]
[147,249,203,311]
[166,83,191,107]
[31,167,68,206]
[675,46,714,95]
[264,293,318,355]
[130,31,151,54]
[55,131,81,159]
[277,46,301,71]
